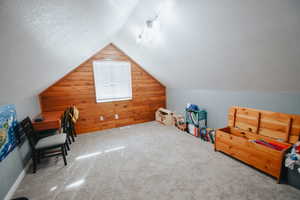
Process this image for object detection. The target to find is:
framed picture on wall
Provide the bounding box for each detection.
[0,104,17,162]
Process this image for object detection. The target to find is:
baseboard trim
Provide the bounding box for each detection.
[4,160,31,200]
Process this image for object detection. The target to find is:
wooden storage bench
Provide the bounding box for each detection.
[215,106,300,182]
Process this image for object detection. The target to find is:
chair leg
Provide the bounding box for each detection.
[64,144,68,156]
[72,124,77,137]
[32,151,37,173]
[73,127,77,137]
[69,124,76,141]
[70,127,75,142]
[61,145,67,166]
[37,152,41,164]
[70,132,75,142]
[67,134,72,144]
[65,141,70,151]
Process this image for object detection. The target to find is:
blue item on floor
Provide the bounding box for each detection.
[186,103,200,111]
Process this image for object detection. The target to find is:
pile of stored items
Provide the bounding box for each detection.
[285,142,300,172]
[155,108,175,126]
[285,142,300,189]
[155,105,215,144]
[199,128,215,144]
[184,103,215,143]
[173,114,186,131]
[185,103,207,137]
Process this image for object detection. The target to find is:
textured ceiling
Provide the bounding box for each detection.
[113,0,300,92]
[0,0,139,103]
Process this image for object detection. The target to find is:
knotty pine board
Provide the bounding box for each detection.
[228,106,300,143]
[39,43,166,134]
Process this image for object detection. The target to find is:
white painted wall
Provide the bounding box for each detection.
[113,0,300,92]
[168,88,300,128]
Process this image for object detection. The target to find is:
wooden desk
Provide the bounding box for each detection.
[32,112,62,132]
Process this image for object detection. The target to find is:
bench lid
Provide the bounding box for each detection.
[228,106,300,144]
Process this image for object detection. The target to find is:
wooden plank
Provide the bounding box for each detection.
[216,140,281,177]
[256,112,261,134]
[259,120,287,134]
[216,134,282,178]
[216,132,282,158]
[233,108,237,127]
[230,106,300,144]
[235,121,257,133]
[39,43,166,134]
[285,118,293,142]
[236,108,259,118]
[258,128,287,141]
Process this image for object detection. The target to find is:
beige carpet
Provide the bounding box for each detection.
[13,122,300,200]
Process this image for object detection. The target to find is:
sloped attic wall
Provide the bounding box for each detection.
[113,0,300,127]
[0,1,138,199]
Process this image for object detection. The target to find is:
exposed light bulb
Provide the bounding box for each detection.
[137,17,160,44]
[136,0,173,45]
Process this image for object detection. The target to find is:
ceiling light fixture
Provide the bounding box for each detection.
[137,14,160,44]
[136,0,174,45]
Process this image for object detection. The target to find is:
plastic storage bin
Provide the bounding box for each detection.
[185,109,207,127]
[287,164,300,190]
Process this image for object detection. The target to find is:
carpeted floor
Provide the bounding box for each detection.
[13,122,300,200]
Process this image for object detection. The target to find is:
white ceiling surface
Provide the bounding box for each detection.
[0,0,139,103]
[113,0,300,92]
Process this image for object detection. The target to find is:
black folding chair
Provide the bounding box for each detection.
[20,117,68,173]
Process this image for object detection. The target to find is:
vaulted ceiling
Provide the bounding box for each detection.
[114,0,300,92]
[1,0,300,114]
[0,0,139,103]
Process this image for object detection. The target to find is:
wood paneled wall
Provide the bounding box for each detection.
[39,43,166,134]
